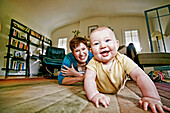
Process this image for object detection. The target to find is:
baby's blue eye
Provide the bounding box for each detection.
[94,43,99,45]
[106,39,110,42]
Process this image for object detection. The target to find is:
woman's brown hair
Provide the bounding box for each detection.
[69,37,87,52]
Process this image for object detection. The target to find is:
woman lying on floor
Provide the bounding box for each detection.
[58,37,93,85]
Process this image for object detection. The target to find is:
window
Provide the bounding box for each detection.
[124,30,141,52]
[58,38,67,53]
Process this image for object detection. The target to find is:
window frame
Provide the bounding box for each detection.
[123,29,141,52]
[58,37,68,54]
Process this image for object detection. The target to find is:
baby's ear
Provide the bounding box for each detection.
[90,48,93,53]
[116,40,119,50]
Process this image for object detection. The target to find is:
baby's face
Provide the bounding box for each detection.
[90,28,119,63]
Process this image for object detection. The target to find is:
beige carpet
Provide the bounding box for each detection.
[0,78,169,113]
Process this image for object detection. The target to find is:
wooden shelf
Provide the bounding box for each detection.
[2,19,52,79]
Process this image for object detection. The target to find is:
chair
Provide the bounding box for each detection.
[126,43,143,70]
[42,46,65,78]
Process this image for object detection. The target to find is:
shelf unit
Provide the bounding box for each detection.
[2,19,52,79]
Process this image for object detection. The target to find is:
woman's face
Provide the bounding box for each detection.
[73,43,89,63]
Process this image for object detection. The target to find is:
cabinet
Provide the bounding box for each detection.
[2,19,52,79]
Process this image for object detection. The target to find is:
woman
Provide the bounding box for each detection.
[58,37,93,85]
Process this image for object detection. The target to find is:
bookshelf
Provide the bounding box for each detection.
[2,19,52,79]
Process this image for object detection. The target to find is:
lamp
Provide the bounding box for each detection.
[151,31,166,40]
[151,31,166,52]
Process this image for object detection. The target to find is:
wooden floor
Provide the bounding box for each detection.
[0,78,169,113]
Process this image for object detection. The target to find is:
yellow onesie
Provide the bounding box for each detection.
[86,52,138,93]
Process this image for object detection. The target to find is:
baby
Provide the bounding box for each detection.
[84,27,170,113]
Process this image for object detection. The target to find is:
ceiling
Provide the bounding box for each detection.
[0,0,169,37]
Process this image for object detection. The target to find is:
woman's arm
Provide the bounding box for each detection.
[61,64,83,77]
[58,53,84,85]
[60,64,84,85]
[62,76,84,85]
[61,63,86,84]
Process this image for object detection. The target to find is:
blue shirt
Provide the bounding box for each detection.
[58,51,93,85]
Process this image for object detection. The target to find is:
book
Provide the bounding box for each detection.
[21,44,25,49]
[11,38,14,45]
[10,59,13,69]
[12,61,16,69]
[24,44,27,50]
[19,62,21,70]
[15,40,18,47]
[31,30,34,35]
[12,39,16,47]
[17,41,20,48]
[13,22,17,27]
[18,32,21,38]
[16,61,19,70]
[21,62,24,70]
[25,45,28,50]
[25,28,30,33]
[19,42,23,49]
[14,30,17,37]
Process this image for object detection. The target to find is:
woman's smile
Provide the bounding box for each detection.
[73,43,89,63]
[79,55,86,60]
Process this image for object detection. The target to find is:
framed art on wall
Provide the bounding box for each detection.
[88,25,98,37]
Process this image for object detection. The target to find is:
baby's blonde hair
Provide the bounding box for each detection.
[90,27,116,40]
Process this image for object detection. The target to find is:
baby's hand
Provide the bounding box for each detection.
[139,97,170,113]
[91,93,110,108]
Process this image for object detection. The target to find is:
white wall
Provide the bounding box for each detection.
[51,16,150,53]
[79,17,110,36]
[0,16,11,76]
[109,16,149,52]
[51,22,80,52]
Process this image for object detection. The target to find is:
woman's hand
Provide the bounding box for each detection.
[61,63,83,77]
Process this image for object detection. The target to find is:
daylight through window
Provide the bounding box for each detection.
[58,38,67,53]
[124,30,141,52]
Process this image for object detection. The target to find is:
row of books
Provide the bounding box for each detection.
[4,58,25,70]
[10,60,25,70]
[31,32,51,44]
[13,21,51,44]
[13,22,30,33]
[13,21,43,40]
[11,38,28,50]
[12,29,26,40]
[31,30,41,39]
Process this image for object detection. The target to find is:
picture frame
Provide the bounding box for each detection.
[88,25,98,37]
